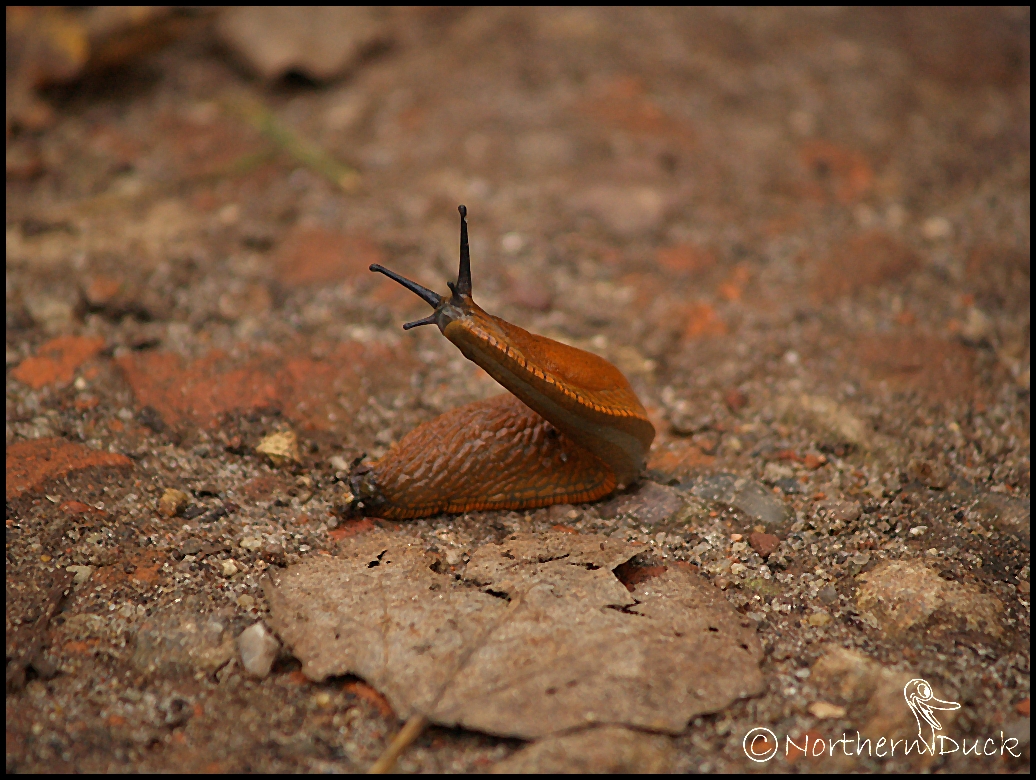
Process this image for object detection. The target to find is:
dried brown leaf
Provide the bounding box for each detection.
[265,531,763,739]
[492,725,675,773]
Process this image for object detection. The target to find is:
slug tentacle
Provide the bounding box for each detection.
[450,203,472,297]
[350,205,654,520]
[368,264,442,308]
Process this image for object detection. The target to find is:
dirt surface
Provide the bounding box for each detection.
[6,7,1030,773]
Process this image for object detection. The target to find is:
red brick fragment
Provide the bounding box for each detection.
[748,532,780,559]
[240,474,288,501]
[64,640,98,655]
[59,500,107,518]
[681,302,727,340]
[1016,698,1030,717]
[723,388,747,412]
[117,341,404,432]
[657,243,716,276]
[11,335,105,390]
[785,729,827,764]
[613,560,668,592]
[328,518,375,541]
[799,140,873,204]
[647,442,715,479]
[6,438,132,500]
[857,334,979,403]
[801,453,826,470]
[84,276,123,307]
[131,564,161,584]
[73,396,100,411]
[580,76,695,148]
[718,265,751,302]
[812,232,919,302]
[275,227,383,287]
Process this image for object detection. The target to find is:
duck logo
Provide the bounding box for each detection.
[903,678,960,747]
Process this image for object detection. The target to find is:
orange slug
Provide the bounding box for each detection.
[345,205,655,520]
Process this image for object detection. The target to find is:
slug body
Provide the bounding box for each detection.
[350,206,654,519]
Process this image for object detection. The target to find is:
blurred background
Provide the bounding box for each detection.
[6,5,1029,461]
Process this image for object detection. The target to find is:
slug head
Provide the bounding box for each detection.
[369,204,474,331]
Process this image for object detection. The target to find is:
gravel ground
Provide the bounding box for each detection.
[6,7,1029,773]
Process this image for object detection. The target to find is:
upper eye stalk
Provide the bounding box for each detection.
[369,204,472,330]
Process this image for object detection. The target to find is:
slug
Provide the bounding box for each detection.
[345,205,655,520]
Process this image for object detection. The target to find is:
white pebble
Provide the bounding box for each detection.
[66,565,94,585]
[921,216,952,241]
[238,622,280,679]
[501,232,524,255]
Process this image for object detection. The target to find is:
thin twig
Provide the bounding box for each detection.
[368,713,428,774]
[223,91,362,193]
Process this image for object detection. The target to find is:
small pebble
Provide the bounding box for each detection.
[748,532,780,559]
[808,701,847,719]
[237,622,280,679]
[500,232,524,254]
[763,462,795,482]
[66,565,94,585]
[221,560,239,577]
[960,307,993,343]
[921,215,952,241]
[30,655,58,681]
[182,505,207,521]
[444,549,464,566]
[256,430,300,466]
